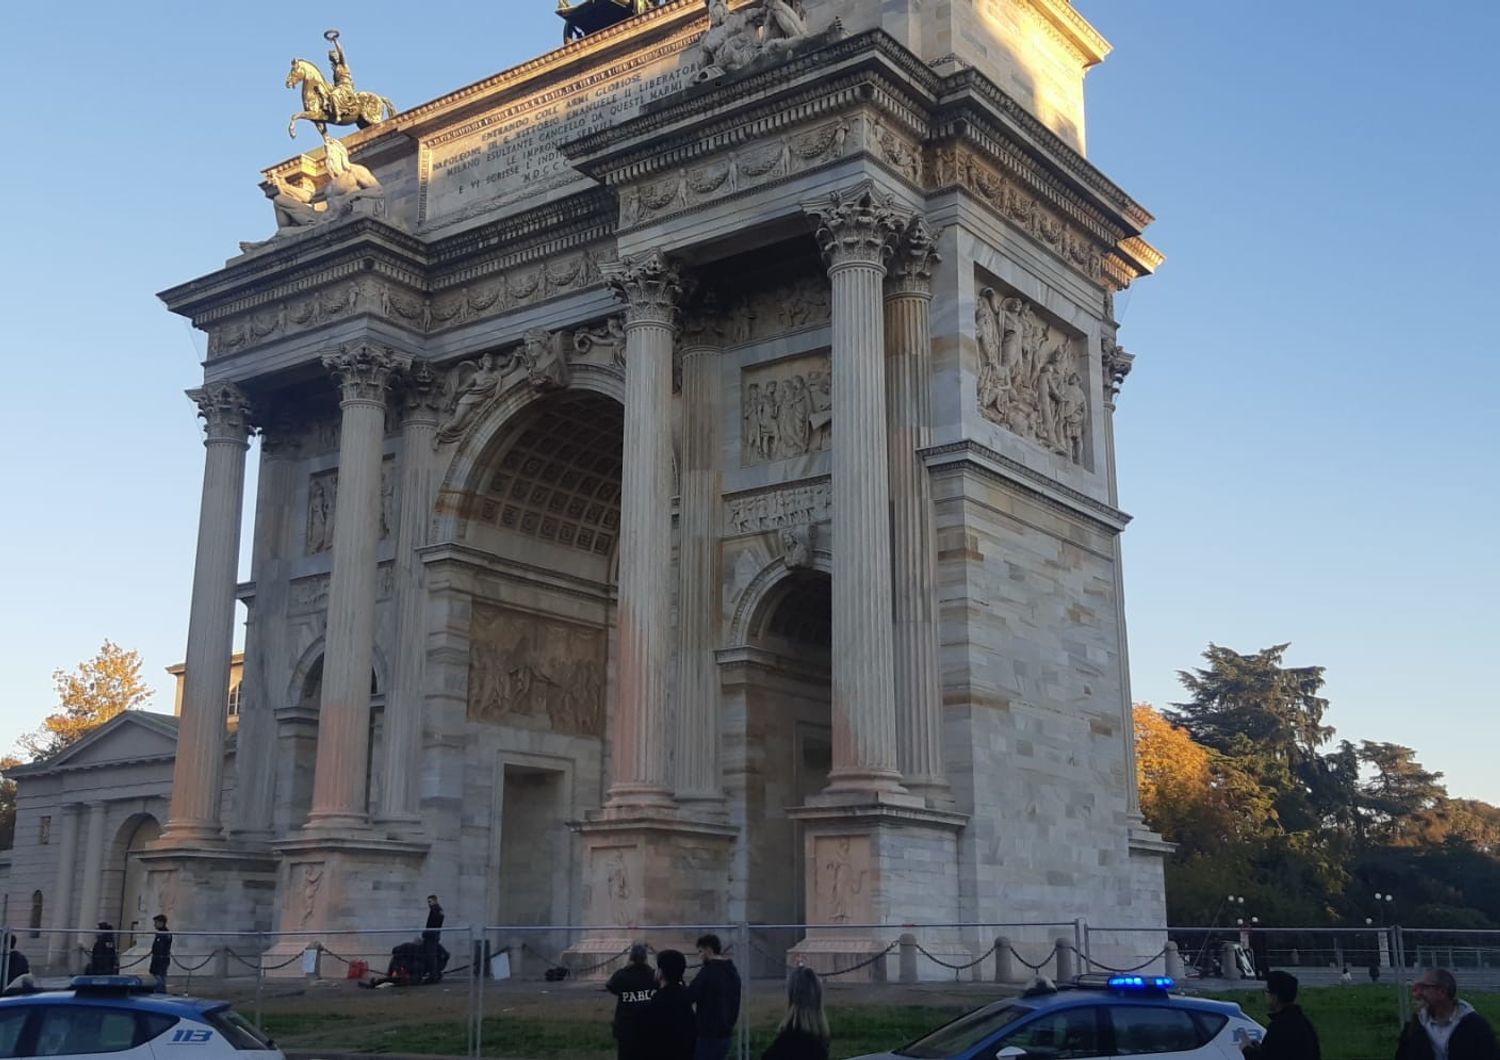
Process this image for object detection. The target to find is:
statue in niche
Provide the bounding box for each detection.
[975,288,1086,462]
[437,353,504,444]
[306,472,337,554]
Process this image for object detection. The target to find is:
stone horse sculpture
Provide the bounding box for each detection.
[286,30,395,138]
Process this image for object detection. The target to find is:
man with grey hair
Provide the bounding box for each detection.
[1396,968,1498,1060]
[606,942,657,1060]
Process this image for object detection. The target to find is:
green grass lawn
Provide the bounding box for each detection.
[262,985,1500,1060]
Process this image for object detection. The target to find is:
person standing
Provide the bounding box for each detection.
[89,923,119,976]
[645,949,696,1060]
[686,934,742,1060]
[1241,971,1319,1060]
[761,966,830,1060]
[606,943,658,1060]
[149,915,173,994]
[4,935,33,990]
[1397,968,1500,1060]
[421,895,444,984]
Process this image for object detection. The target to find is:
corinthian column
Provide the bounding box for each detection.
[1101,337,1140,817]
[307,345,406,832]
[378,361,443,826]
[601,252,682,812]
[674,305,723,808]
[885,218,950,801]
[806,185,906,795]
[160,383,255,846]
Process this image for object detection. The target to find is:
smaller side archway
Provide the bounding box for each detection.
[108,814,161,947]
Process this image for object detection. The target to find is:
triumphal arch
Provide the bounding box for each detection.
[150,0,1169,972]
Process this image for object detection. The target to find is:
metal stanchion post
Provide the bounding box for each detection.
[475,926,486,1059]
[255,933,265,1034]
[739,922,751,1060]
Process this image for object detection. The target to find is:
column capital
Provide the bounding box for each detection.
[322,344,409,408]
[187,383,255,446]
[1102,338,1134,404]
[604,250,686,331]
[257,405,304,459]
[806,183,906,273]
[399,359,446,424]
[680,290,726,353]
[885,216,940,299]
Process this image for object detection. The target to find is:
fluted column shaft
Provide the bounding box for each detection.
[1102,338,1140,816]
[162,384,254,846]
[379,362,443,824]
[76,802,109,930]
[46,805,81,963]
[232,420,300,842]
[675,323,723,806]
[308,346,406,831]
[603,253,682,811]
[808,187,906,794]
[885,221,950,800]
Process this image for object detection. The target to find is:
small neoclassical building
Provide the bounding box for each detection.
[11,0,1171,975]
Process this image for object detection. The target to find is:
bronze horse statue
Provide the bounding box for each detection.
[285,39,394,139]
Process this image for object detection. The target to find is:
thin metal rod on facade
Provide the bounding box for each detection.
[481,922,746,932]
[752,921,1080,931]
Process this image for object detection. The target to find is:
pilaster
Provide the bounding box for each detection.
[378,360,444,829]
[884,217,950,803]
[46,805,81,967]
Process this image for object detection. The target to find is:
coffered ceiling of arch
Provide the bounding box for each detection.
[472,393,624,557]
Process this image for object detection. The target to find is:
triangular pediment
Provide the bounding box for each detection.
[10,712,179,777]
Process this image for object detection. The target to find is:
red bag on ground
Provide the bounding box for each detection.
[346,959,369,979]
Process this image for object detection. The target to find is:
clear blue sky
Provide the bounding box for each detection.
[0,2,1495,799]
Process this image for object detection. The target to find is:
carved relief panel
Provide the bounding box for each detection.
[467,604,606,737]
[304,459,395,555]
[740,355,832,466]
[721,273,830,346]
[723,480,831,536]
[810,834,873,925]
[586,843,642,928]
[975,288,1088,464]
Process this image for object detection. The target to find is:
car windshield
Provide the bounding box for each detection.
[896,1001,1033,1058]
[204,1007,275,1050]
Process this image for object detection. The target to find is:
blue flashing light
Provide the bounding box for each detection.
[69,976,147,991]
[1108,975,1175,991]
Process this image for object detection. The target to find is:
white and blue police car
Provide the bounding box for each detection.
[0,976,283,1060]
[851,976,1265,1060]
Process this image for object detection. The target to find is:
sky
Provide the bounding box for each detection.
[0,2,1496,799]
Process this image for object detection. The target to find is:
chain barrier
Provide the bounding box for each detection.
[820,942,898,978]
[171,950,220,973]
[519,941,630,976]
[1007,944,1057,972]
[119,952,150,970]
[223,948,262,972]
[915,942,998,971]
[259,951,306,972]
[1072,945,1169,975]
[319,946,351,966]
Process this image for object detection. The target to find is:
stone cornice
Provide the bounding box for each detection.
[1027,0,1112,69]
[922,439,1131,534]
[6,752,179,780]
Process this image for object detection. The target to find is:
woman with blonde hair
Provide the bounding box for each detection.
[762,965,830,1060]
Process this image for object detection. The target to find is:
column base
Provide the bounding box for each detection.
[301,810,373,834]
[601,783,678,814]
[566,814,737,978]
[786,800,970,983]
[153,821,227,849]
[264,833,431,979]
[823,768,910,798]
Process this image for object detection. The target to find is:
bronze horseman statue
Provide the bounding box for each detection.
[286,30,395,138]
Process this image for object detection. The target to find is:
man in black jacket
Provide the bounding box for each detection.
[1242,971,1320,1060]
[686,934,741,1060]
[149,915,173,994]
[421,895,445,983]
[606,943,658,1060]
[1397,968,1500,1060]
[89,923,119,976]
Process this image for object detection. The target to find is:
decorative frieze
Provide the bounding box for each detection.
[721,273,830,346]
[723,479,831,536]
[975,289,1087,463]
[741,355,832,465]
[619,117,852,228]
[467,603,606,738]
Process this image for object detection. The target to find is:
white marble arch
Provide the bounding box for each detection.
[283,636,388,707]
[724,546,833,650]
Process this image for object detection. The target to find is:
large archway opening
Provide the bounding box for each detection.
[442,388,625,926]
[111,814,161,947]
[737,568,832,964]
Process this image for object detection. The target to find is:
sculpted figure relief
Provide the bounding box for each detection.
[741,356,832,465]
[286,29,395,138]
[467,605,606,737]
[697,0,812,82]
[436,329,570,444]
[975,288,1087,463]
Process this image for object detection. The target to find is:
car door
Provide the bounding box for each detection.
[28,1005,162,1060]
[993,1005,1107,1060]
[1107,1005,1215,1060]
[0,1005,35,1059]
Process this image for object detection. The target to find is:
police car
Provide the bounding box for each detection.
[851,976,1265,1060]
[0,976,283,1060]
